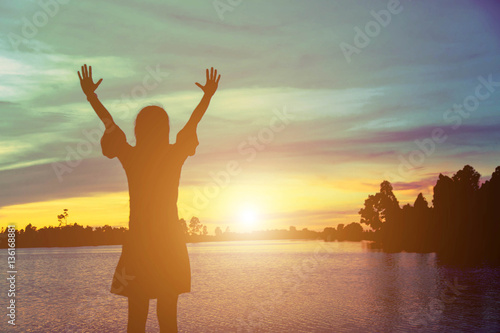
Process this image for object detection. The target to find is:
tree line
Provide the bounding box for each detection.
[5,164,496,259]
[2,211,361,248]
[359,165,500,264]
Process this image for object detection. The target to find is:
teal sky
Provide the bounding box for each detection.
[1,0,500,231]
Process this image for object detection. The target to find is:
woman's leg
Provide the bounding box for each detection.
[128,296,149,332]
[157,292,179,332]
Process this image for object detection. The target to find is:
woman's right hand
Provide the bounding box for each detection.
[78,64,103,96]
[195,67,221,97]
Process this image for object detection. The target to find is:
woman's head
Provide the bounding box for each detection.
[135,105,170,148]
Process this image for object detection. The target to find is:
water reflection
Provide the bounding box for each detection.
[0,240,498,332]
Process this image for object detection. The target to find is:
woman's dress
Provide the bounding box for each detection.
[101,124,198,299]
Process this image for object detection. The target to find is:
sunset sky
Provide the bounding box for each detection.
[1,0,500,233]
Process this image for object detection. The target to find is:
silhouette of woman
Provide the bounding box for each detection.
[78,64,220,332]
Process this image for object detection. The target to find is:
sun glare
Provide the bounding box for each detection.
[239,205,260,231]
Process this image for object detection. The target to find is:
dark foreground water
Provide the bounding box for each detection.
[0,240,499,332]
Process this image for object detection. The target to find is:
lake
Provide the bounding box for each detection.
[1,240,499,332]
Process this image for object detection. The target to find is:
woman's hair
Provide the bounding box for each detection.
[134,105,170,148]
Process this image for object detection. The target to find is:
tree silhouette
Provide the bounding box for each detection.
[179,218,188,237]
[358,165,500,263]
[57,209,69,227]
[189,217,202,236]
[477,166,500,259]
[433,165,481,260]
[359,180,400,232]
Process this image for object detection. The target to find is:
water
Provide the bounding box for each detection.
[1,240,499,332]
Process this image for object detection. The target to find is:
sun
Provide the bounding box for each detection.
[238,205,260,231]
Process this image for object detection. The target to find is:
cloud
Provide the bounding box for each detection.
[2,0,500,228]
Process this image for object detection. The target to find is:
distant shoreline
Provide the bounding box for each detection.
[0,222,372,249]
[1,237,355,250]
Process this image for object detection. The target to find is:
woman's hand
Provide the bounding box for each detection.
[195,67,221,97]
[78,64,103,96]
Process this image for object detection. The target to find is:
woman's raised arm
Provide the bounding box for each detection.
[77,64,115,130]
[179,67,221,135]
